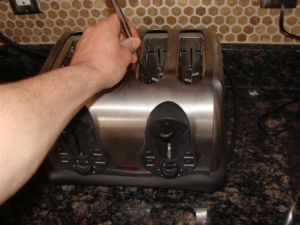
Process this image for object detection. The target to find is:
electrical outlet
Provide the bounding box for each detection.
[9,0,43,15]
[260,0,298,8]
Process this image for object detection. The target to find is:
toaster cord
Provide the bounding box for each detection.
[223,64,240,156]
[258,96,300,136]
[279,0,300,40]
[0,32,49,58]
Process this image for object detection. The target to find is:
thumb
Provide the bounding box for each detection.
[120,37,141,54]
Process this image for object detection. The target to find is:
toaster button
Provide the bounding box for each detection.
[145,150,153,155]
[163,167,177,175]
[162,164,178,178]
[146,159,154,164]
[76,162,93,175]
[184,159,193,164]
[56,146,63,152]
[185,151,193,156]
[59,154,68,160]
[94,157,103,162]
[93,148,101,153]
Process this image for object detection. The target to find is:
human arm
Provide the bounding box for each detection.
[0,14,141,204]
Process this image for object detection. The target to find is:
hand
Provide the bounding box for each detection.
[70,13,141,90]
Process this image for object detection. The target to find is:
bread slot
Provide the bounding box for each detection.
[138,31,168,84]
[178,32,204,85]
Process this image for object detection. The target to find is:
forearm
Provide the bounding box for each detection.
[0,12,141,205]
[0,64,100,204]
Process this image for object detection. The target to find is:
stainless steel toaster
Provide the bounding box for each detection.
[41,29,228,192]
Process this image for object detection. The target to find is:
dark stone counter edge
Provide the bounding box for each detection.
[1,43,300,52]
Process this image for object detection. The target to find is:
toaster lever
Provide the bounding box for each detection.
[167,143,171,159]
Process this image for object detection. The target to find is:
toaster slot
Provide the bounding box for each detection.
[178,32,203,85]
[138,31,168,84]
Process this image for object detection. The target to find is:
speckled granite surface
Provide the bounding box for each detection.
[0,43,300,224]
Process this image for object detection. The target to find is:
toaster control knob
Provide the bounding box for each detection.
[158,122,175,141]
[162,164,178,179]
[76,162,93,175]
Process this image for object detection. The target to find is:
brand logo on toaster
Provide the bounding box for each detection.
[115,163,139,170]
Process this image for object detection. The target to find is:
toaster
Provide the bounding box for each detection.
[40,29,228,192]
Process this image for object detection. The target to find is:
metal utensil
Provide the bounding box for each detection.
[110,0,146,73]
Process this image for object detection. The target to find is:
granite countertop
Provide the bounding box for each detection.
[0,43,300,224]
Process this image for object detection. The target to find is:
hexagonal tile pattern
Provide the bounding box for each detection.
[0,0,299,44]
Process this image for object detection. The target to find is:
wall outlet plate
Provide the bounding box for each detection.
[260,0,298,8]
[9,0,43,15]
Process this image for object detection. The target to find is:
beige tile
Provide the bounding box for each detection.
[202,16,213,25]
[267,25,278,34]
[143,16,153,25]
[226,16,237,25]
[155,16,165,25]
[83,0,93,9]
[172,7,182,16]
[179,16,188,25]
[31,36,41,44]
[215,0,225,6]
[233,6,243,16]
[6,20,15,29]
[184,6,194,16]
[237,33,247,42]
[72,0,82,9]
[80,9,90,18]
[196,7,206,16]
[232,25,242,34]
[190,15,200,25]
[202,0,212,6]
[167,16,177,25]
[0,0,298,44]
[61,1,71,10]
[248,33,259,42]
[15,20,25,29]
[148,7,158,16]
[250,16,260,25]
[153,0,163,7]
[243,25,254,34]
[214,16,224,25]
[220,6,231,16]
[239,0,250,7]
[220,24,230,34]
[50,1,60,10]
[166,0,176,7]
[225,33,235,42]
[208,6,219,16]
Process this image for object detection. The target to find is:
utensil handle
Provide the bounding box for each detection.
[111,0,132,38]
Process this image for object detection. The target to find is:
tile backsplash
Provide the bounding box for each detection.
[0,0,299,44]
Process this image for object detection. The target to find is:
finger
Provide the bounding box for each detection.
[131,52,138,63]
[120,36,141,53]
